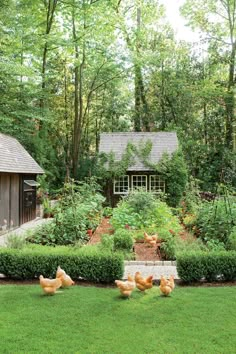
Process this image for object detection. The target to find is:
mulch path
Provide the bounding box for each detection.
[88,217,114,244]
[133,242,161,261]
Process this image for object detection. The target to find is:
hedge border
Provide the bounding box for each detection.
[0,248,124,283]
[176,251,236,282]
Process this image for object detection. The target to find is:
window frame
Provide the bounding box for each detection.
[113,175,129,195]
[131,175,147,192]
[149,174,165,194]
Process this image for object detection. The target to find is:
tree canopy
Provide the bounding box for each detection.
[0,0,235,192]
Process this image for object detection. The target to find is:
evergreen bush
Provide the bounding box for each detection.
[0,245,124,283]
[177,251,236,282]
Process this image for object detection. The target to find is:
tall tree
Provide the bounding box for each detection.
[181,0,236,150]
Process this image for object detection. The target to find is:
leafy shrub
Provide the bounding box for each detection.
[113,229,133,252]
[176,252,205,282]
[175,237,207,255]
[111,193,182,234]
[180,177,201,215]
[27,179,105,246]
[102,207,113,217]
[0,245,124,283]
[194,198,236,244]
[133,230,145,242]
[182,214,197,230]
[125,188,156,214]
[177,251,236,282]
[111,202,141,230]
[6,233,26,249]
[227,226,236,250]
[205,239,225,252]
[146,200,182,233]
[158,150,188,207]
[100,234,114,252]
[158,229,176,260]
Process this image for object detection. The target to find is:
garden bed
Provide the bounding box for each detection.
[90,217,162,261]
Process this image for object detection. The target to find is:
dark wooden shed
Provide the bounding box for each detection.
[99,132,178,205]
[0,133,44,232]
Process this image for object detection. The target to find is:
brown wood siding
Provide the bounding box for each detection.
[0,173,10,228]
[0,173,20,230]
[10,174,19,228]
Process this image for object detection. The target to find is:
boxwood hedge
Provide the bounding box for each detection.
[0,245,124,283]
[177,251,236,282]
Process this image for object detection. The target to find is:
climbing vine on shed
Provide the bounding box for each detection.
[97,140,188,207]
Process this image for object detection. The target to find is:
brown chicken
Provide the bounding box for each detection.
[167,275,175,290]
[144,232,158,247]
[159,275,173,296]
[56,266,75,287]
[39,275,62,295]
[115,274,136,298]
[135,271,153,292]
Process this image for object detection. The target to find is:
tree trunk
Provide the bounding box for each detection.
[72,5,85,178]
[39,0,58,128]
[134,7,142,132]
[225,41,236,149]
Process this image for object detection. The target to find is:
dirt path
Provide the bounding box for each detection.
[88,217,113,245]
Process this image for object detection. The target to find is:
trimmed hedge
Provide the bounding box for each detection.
[0,245,124,283]
[177,251,236,282]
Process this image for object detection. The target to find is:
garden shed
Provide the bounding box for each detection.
[0,133,44,233]
[99,132,178,205]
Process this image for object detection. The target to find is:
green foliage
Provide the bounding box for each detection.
[179,177,202,220]
[27,179,105,246]
[157,150,188,207]
[158,229,176,260]
[6,233,26,249]
[100,234,114,252]
[175,236,207,255]
[110,189,182,260]
[125,188,156,214]
[0,0,236,196]
[0,245,124,283]
[227,226,236,251]
[205,239,225,252]
[102,206,113,217]
[177,251,236,282]
[195,198,236,244]
[133,229,146,242]
[111,190,182,235]
[113,229,133,252]
[182,213,197,230]
[111,202,141,230]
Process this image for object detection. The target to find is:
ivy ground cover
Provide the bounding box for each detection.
[1,284,236,353]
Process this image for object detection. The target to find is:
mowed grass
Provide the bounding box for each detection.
[1,284,236,354]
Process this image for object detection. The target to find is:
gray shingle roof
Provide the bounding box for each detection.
[0,133,44,174]
[99,132,178,171]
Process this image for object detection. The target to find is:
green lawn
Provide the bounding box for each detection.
[1,284,236,353]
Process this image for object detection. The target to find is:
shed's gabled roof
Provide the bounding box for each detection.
[0,133,44,174]
[99,132,178,171]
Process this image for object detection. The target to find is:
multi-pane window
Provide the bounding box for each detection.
[149,175,165,193]
[113,175,129,194]
[131,175,147,191]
